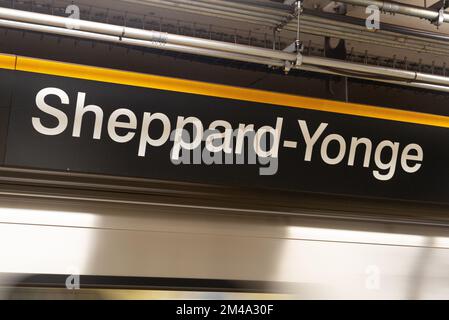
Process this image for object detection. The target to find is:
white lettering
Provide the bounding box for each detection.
[138,112,171,157]
[32,87,69,136]
[107,108,137,143]
[298,120,328,161]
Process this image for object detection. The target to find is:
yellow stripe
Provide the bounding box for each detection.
[0,54,16,70]
[6,54,449,128]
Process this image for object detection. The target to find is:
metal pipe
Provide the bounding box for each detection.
[0,7,297,62]
[297,15,449,48]
[302,8,449,43]
[125,28,296,61]
[1,9,449,93]
[123,0,279,27]
[127,0,449,56]
[299,64,449,93]
[127,0,290,20]
[297,21,449,56]
[127,0,283,25]
[338,0,449,23]
[0,19,286,67]
[302,56,417,81]
[208,0,291,13]
[155,0,285,21]
[302,56,449,88]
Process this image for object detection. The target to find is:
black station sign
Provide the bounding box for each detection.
[0,56,448,203]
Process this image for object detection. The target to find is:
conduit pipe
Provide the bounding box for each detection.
[0,7,297,62]
[298,64,449,93]
[1,8,449,92]
[123,0,449,56]
[0,19,286,67]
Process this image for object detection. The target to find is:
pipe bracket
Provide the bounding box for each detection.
[295,52,303,67]
[433,8,445,26]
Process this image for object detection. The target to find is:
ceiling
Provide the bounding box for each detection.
[1,0,449,74]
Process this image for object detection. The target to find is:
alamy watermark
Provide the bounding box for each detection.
[65,4,80,30]
[365,5,380,30]
[65,266,80,290]
[170,124,280,176]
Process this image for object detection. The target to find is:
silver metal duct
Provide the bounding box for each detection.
[1,7,449,93]
[124,0,291,27]
[287,16,449,57]
[124,0,449,57]
[299,64,449,93]
[0,7,297,62]
[0,19,286,67]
